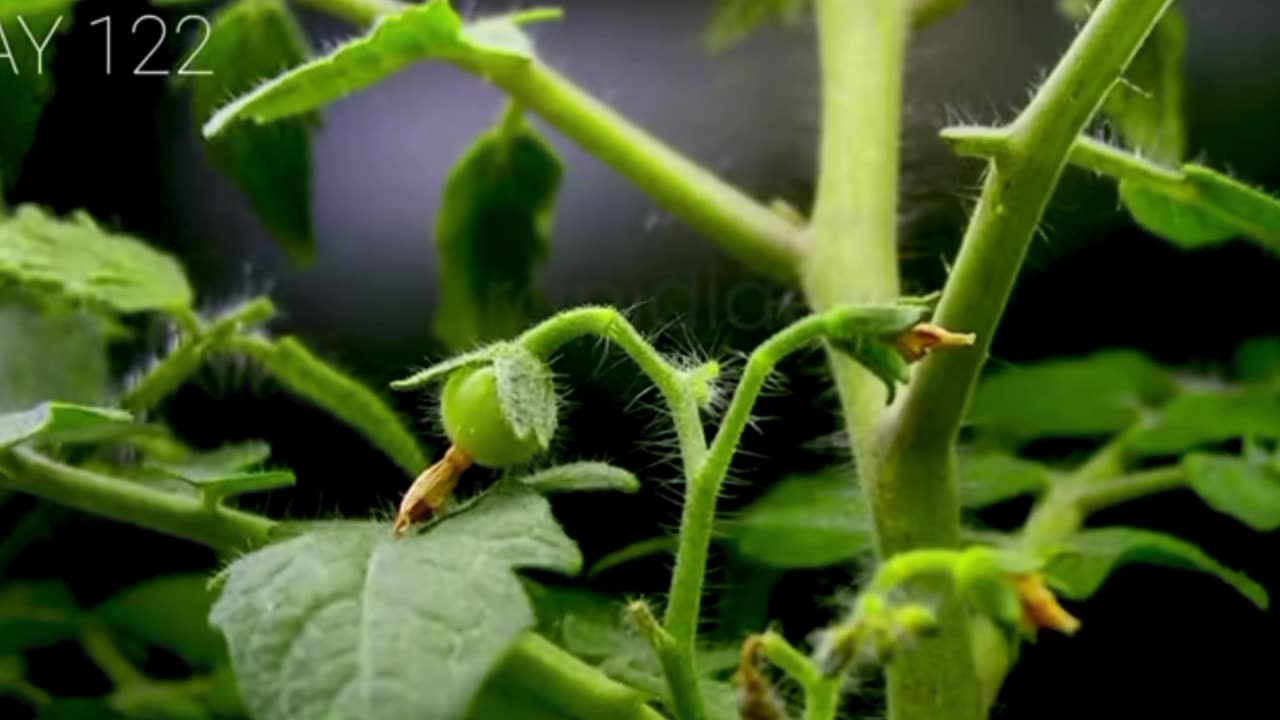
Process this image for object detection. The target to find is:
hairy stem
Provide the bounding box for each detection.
[890,0,1174,460]
[300,0,804,282]
[0,447,277,552]
[804,0,985,718]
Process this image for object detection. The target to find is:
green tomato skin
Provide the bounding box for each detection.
[441,366,543,468]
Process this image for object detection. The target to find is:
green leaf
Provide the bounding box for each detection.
[146,441,295,503]
[493,346,558,451]
[0,3,74,189]
[0,291,111,412]
[1234,337,1280,383]
[192,0,314,261]
[39,699,127,720]
[704,0,808,52]
[518,462,639,494]
[434,108,562,352]
[1120,165,1280,253]
[0,580,79,653]
[1045,526,1267,609]
[1130,386,1280,457]
[210,487,580,720]
[203,1,559,137]
[97,575,226,671]
[1183,453,1280,531]
[969,350,1175,444]
[233,336,426,474]
[729,470,871,568]
[959,451,1053,509]
[0,402,132,450]
[0,206,193,312]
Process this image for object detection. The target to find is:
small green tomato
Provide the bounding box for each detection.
[441,366,543,468]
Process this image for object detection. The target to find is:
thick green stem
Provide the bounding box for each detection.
[805,1,983,718]
[0,447,276,553]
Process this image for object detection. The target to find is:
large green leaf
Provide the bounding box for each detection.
[210,487,580,720]
[959,451,1053,509]
[231,336,426,474]
[0,402,132,450]
[1129,386,1280,457]
[0,291,111,412]
[0,2,75,189]
[1119,165,1280,253]
[203,1,557,137]
[704,0,807,51]
[0,206,193,312]
[969,350,1175,444]
[729,470,871,568]
[1046,527,1266,608]
[97,575,227,671]
[434,110,562,352]
[1183,453,1280,531]
[0,580,78,654]
[192,0,315,261]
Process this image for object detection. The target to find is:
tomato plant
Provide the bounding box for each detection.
[3,1,1280,719]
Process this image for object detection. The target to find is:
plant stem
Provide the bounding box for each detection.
[468,61,805,283]
[1073,465,1185,514]
[891,0,1174,459]
[293,0,402,26]
[296,0,805,282]
[0,447,276,552]
[806,0,984,717]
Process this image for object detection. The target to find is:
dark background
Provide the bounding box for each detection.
[4,0,1280,717]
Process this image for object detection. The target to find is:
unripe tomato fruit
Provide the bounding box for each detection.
[441,366,543,468]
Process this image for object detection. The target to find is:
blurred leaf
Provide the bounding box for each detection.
[210,487,580,720]
[0,3,74,189]
[434,109,561,351]
[704,0,807,52]
[1119,165,1280,253]
[493,346,558,451]
[518,462,639,494]
[0,206,193,312]
[232,336,426,474]
[960,451,1053,509]
[1183,453,1280,531]
[969,350,1175,444]
[1046,527,1267,608]
[203,1,559,136]
[729,470,871,568]
[191,0,314,261]
[0,291,111,411]
[96,575,227,670]
[0,580,79,653]
[1234,337,1280,383]
[110,683,212,720]
[39,699,127,720]
[147,441,295,503]
[1130,387,1280,457]
[0,402,132,450]
[586,536,677,579]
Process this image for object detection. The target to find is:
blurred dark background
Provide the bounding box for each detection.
[4,0,1280,717]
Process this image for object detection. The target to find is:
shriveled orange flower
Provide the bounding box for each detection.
[392,445,473,534]
[1012,573,1081,635]
[891,322,976,362]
